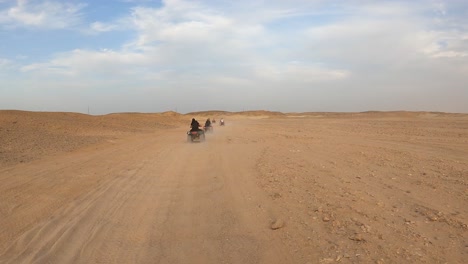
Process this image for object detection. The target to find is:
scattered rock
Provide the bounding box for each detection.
[271,218,285,230]
[349,233,365,242]
[360,224,371,233]
[332,220,341,227]
[271,192,282,199]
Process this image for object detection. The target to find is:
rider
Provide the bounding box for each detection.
[190,118,201,132]
[205,118,211,127]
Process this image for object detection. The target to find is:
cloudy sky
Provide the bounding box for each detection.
[1,0,467,114]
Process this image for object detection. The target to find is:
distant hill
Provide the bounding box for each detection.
[184,110,230,116]
[185,110,285,117]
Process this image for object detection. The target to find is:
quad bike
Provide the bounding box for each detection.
[204,126,214,133]
[187,130,205,142]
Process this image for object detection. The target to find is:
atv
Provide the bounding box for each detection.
[187,130,205,143]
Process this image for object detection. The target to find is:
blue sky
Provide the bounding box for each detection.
[1,0,467,114]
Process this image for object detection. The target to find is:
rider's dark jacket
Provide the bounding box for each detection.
[191,119,200,131]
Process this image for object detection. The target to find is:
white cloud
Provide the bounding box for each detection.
[89,21,119,33]
[254,63,349,83]
[22,0,348,85]
[420,30,468,59]
[431,50,468,58]
[302,3,468,68]
[0,0,86,29]
[128,4,239,46]
[0,58,12,68]
[21,49,148,76]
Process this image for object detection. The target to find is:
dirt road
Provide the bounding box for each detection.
[1,115,467,263]
[0,123,295,264]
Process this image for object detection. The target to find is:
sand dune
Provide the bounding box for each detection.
[0,110,467,263]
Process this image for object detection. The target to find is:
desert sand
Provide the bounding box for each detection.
[0,110,467,263]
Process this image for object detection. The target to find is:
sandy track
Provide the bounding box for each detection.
[1,115,467,263]
[0,124,294,264]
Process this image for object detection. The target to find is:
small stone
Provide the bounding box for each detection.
[349,233,365,242]
[360,224,371,233]
[322,216,330,222]
[270,219,285,230]
[272,192,282,199]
